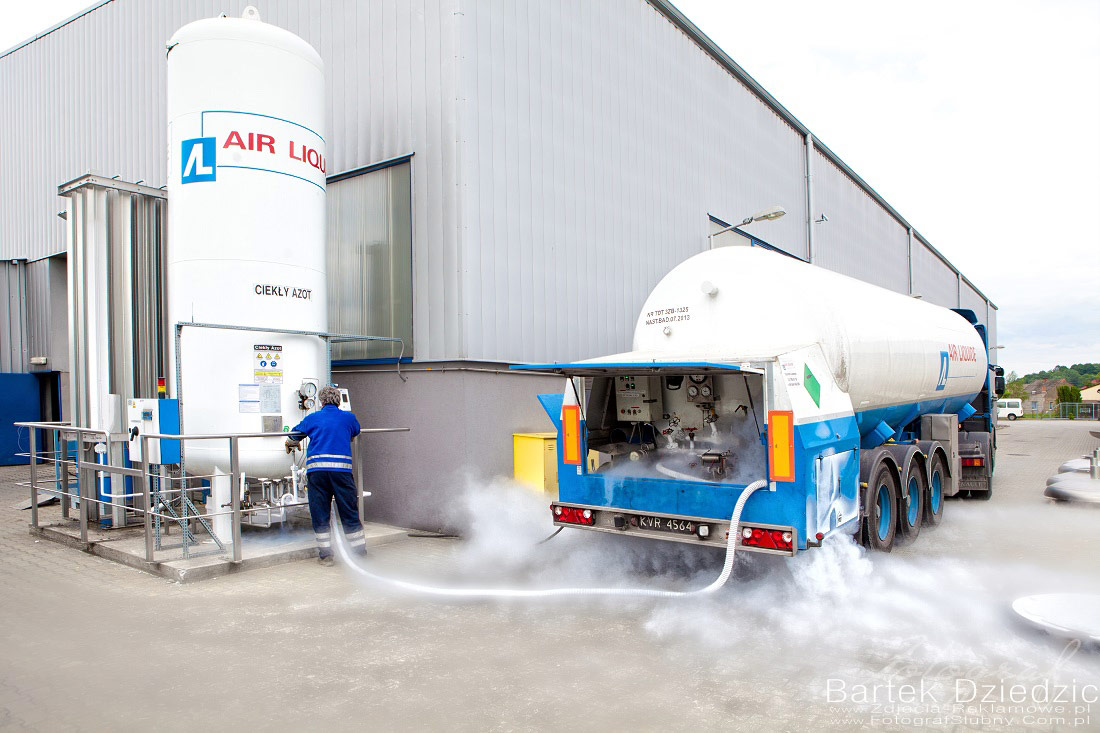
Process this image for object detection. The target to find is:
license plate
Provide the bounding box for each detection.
[636,515,698,535]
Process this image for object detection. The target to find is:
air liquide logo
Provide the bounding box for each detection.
[936,351,950,391]
[182,110,325,191]
[181,137,216,183]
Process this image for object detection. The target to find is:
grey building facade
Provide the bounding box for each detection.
[0,0,997,527]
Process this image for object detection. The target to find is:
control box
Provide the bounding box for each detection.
[126,398,181,464]
[614,376,662,422]
[920,413,960,493]
[337,387,352,411]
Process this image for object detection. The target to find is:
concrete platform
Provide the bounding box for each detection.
[28,501,413,583]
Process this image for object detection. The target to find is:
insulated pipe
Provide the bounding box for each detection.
[333,480,767,599]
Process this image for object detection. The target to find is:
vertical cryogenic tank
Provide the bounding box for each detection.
[166,7,327,494]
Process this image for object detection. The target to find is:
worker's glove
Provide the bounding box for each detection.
[285,439,299,454]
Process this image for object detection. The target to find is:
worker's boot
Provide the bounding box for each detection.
[318,554,335,567]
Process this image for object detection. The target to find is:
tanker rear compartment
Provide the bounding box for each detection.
[540,366,821,555]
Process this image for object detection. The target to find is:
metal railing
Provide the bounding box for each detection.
[1018,403,1100,420]
[15,421,409,564]
[1053,402,1100,420]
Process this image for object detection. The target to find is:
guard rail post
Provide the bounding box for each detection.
[78,438,91,545]
[141,435,154,563]
[28,427,38,529]
[230,436,242,563]
[353,435,365,521]
[54,429,69,519]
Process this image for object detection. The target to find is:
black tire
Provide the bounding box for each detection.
[862,461,897,552]
[1007,413,1017,421]
[924,453,947,526]
[897,459,925,542]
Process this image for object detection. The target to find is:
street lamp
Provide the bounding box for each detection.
[709,205,786,249]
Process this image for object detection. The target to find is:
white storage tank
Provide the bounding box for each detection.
[632,246,987,417]
[166,7,326,485]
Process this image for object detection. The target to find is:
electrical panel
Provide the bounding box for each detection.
[126,398,181,464]
[337,388,352,411]
[614,376,662,422]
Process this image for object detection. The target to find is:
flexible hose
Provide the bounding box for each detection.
[654,462,699,482]
[332,479,767,599]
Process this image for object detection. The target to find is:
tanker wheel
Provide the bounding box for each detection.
[862,462,897,552]
[923,453,947,526]
[897,459,925,542]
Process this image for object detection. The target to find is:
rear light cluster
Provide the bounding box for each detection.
[552,505,594,526]
[962,457,985,467]
[738,526,793,552]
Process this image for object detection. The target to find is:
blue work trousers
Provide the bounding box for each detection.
[307,470,365,558]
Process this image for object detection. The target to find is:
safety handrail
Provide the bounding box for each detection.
[19,420,409,564]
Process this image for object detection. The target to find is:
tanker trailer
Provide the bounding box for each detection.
[514,246,1004,553]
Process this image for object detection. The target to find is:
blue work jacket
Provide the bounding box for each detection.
[289,405,362,473]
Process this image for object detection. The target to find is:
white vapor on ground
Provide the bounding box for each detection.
[371,476,1100,689]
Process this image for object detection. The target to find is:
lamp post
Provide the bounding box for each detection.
[709,205,786,249]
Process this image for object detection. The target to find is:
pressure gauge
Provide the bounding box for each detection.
[687,385,699,398]
[700,385,712,398]
[689,375,708,384]
[298,381,319,411]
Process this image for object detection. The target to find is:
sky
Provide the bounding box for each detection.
[673,0,1100,377]
[2,0,1098,376]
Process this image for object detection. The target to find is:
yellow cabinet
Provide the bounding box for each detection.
[513,432,558,494]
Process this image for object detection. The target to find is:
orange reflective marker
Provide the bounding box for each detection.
[767,410,795,482]
[562,405,582,466]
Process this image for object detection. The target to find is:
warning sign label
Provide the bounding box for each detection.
[253,344,284,385]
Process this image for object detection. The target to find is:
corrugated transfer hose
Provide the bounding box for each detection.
[333,479,767,599]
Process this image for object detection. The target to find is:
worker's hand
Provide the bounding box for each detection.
[285,439,299,454]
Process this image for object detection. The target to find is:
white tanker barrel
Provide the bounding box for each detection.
[166,7,327,538]
[632,247,987,438]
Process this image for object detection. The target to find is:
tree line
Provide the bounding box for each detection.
[1002,363,1098,403]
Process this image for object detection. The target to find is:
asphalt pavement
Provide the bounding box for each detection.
[1,419,1097,732]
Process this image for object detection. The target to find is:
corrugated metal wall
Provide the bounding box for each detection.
[1,0,995,365]
[0,256,67,374]
[1,0,463,361]
[25,258,55,368]
[455,0,809,362]
[912,237,959,308]
[0,260,29,372]
[811,150,910,295]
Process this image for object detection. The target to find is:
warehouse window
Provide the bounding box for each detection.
[326,160,413,361]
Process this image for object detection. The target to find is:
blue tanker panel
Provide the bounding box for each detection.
[854,394,979,448]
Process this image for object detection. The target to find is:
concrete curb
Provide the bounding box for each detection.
[30,523,412,583]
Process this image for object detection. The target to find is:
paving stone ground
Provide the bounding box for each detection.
[1,420,1098,732]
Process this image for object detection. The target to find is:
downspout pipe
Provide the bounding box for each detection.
[805,132,815,264]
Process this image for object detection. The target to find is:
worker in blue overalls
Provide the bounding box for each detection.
[285,385,366,566]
